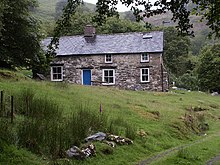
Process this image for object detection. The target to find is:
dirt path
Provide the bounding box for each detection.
[206,154,220,165]
[138,133,220,165]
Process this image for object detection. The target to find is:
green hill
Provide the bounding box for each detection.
[1,70,220,164]
[33,0,96,22]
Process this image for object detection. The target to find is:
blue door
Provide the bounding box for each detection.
[83,70,91,85]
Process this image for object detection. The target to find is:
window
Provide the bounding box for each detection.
[105,54,112,63]
[141,53,149,62]
[140,68,149,82]
[102,69,115,85]
[51,66,63,81]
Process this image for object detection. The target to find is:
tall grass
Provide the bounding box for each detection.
[5,88,136,159]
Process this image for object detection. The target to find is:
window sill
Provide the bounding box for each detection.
[51,79,63,82]
[140,61,149,63]
[140,81,150,83]
[102,83,115,86]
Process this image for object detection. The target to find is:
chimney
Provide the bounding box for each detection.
[84,25,96,37]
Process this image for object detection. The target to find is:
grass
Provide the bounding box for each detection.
[0,138,45,165]
[152,133,220,165]
[0,70,220,164]
[33,0,96,22]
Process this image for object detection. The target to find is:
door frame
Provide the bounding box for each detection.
[81,69,92,85]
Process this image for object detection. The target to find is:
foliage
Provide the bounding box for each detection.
[58,12,94,36]
[164,27,193,76]
[0,0,49,77]
[0,0,5,36]
[46,0,81,60]
[123,11,136,22]
[197,44,220,92]
[0,139,44,165]
[16,89,110,158]
[1,87,136,159]
[97,16,148,34]
[190,29,210,55]
[55,0,95,20]
[93,0,220,37]
[175,72,199,91]
[1,76,220,164]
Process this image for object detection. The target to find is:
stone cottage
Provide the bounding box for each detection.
[43,25,168,91]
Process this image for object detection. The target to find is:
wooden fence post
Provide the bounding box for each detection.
[0,91,3,116]
[11,96,14,123]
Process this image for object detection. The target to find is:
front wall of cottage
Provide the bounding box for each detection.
[52,53,167,91]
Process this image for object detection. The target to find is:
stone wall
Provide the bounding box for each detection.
[51,53,168,91]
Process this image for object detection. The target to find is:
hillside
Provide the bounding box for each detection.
[33,0,96,21]
[34,0,210,40]
[1,70,220,164]
[143,11,208,35]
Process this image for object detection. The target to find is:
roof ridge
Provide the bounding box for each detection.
[47,31,163,39]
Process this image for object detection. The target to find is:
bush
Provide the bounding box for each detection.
[17,96,63,157]
[100,145,114,155]
[107,116,136,140]
[0,119,16,144]
[177,148,200,161]
[175,72,199,91]
[2,88,135,159]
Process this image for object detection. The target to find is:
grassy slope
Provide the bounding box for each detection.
[0,71,220,164]
[34,0,96,22]
[0,140,45,165]
[34,0,58,22]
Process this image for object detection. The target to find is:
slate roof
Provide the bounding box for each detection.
[42,31,163,56]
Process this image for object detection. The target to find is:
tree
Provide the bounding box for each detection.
[94,0,220,37]
[97,16,149,34]
[0,0,47,77]
[164,27,192,76]
[197,44,220,92]
[0,0,5,36]
[60,12,94,36]
[123,11,136,22]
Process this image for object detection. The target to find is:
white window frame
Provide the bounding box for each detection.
[105,54,112,63]
[140,68,150,83]
[141,53,149,62]
[51,66,63,81]
[102,69,115,85]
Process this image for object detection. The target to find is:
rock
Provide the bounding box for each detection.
[36,73,46,80]
[211,92,219,96]
[85,132,106,142]
[66,146,83,159]
[106,134,133,145]
[66,143,96,159]
[81,143,96,158]
[103,141,116,148]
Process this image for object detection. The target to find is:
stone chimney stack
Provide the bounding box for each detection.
[84,25,96,37]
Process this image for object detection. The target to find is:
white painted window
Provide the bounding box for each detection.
[140,68,150,82]
[105,54,112,63]
[51,66,63,81]
[141,53,149,62]
[102,69,115,85]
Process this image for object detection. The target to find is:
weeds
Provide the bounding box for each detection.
[177,148,201,161]
[107,116,136,139]
[7,88,135,159]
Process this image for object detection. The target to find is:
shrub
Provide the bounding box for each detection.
[107,116,136,139]
[177,148,201,161]
[0,119,16,144]
[176,72,199,91]
[17,96,63,157]
[15,88,35,115]
[125,123,136,140]
[100,145,114,155]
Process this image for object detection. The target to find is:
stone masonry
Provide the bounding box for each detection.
[51,53,168,92]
